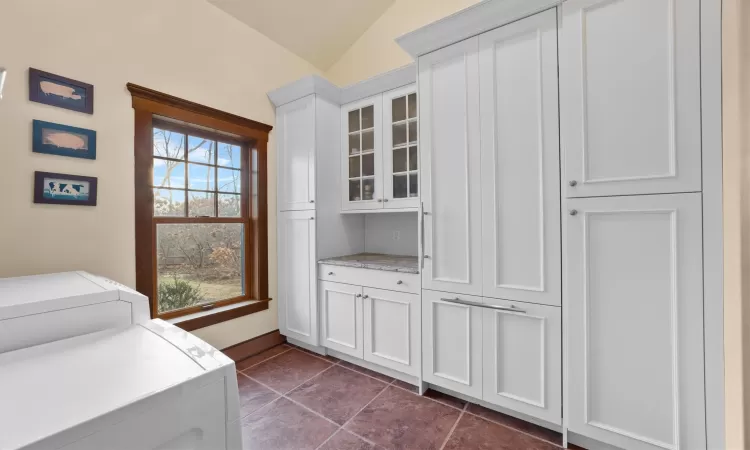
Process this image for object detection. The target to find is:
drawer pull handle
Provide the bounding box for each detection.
[328,272,334,276]
[439,297,526,314]
[396,280,403,285]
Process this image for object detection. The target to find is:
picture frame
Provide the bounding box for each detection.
[29,68,94,114]
[34,171,98,206]
[33,120,96,160]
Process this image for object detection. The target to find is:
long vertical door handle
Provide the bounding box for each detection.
[420,202,426,270]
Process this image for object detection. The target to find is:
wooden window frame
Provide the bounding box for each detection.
[128,83,272,326]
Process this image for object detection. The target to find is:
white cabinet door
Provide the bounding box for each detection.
[419,37,483,296]
[479,9,561,306]
[422,289,482,398]
[319,281,363,358]
[565,193,705,450]
[382,84,419,209]
[559,0,701,198]
[278,210,318,345]
[341,95,383,211]
[277,95,315,211]
[363,287,420,376]
[481,299,561,426]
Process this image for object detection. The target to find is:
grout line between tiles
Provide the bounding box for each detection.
[329,380,396,449]
[460,407,563,447]
[238,345,294,372]
[246,366,381,449]
[439,403,467,450]
[235,371,285,416]
[335,361,395,385]
[286,344,342,365]
[242,352,561,449]
[386,380,562,447]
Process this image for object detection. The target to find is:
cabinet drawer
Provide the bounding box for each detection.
[319,264,419,294]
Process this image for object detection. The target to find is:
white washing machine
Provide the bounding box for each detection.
[0,272,242,450]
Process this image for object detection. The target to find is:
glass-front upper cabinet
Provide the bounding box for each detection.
[340,85,419,212]
[341,95,383,211]
[383,85,419,209]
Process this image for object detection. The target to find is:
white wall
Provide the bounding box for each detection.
[364,212,418,256]
[326,0,479,85]
[722,0,750,446]
[0,0,318,350]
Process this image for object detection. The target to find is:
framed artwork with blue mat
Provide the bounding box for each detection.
[29,68,94,114]
[33,120,96,160]
[34,171,97,206]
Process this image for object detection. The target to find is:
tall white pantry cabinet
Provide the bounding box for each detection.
[399,0,721,448]
[275,91,363,347]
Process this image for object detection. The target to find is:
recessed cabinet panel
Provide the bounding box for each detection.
[560,0,701,197]
[342,95,383,211]
[363,288,420,376]
[419,37,483,295]
[566,193,705,449]
[482,300,561,425]
[277,95,315,211]
[278,210,317,345]
[479,9,561,306]
[422,289,483,398]
[320,281,363,358]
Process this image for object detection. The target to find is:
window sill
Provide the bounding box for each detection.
[168,299,271,331]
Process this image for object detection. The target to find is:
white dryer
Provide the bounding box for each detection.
[0,272,242,450]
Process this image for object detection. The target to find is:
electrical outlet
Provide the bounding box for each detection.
[392,231,401,241]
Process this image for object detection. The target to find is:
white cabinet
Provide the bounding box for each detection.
[419,37,483,296]
[481,298,561,426]
[277,95,316,211]
[317,267,420,377]
[319,281,363,358]
[363,287,420,376]
[382,85,419,209]
[559,0,702,198]
[278,210,318,346]
[341,87,420,212]
[341,95,383,211]
[565,193,705,449]
[478,9,561,306]
[422,289,483,399]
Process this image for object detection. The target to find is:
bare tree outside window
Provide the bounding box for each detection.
[151,125,248,314]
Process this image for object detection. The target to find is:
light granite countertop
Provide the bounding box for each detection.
[318,253,419,274]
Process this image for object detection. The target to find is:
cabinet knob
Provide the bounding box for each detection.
[383,199,389,202]
[356,294,362,298]
[569,209,578,216]
[309,200,315,203]
[396,280,403,285]
[362,294,369,299]
[328,272,334,276]
[424,255,431,259]
[569,180,577,187]
[310,217,315,220]
[377,199,383,203]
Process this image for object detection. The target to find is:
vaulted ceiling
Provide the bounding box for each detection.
[207,0,396,71]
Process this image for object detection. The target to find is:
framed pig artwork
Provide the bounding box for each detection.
[28,68,94,114]
[32,120,97,160]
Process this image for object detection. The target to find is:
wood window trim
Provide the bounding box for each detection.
[128,83,272,326]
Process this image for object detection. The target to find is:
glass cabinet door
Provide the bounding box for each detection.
[341,95,382,211]
[383,86,419,209]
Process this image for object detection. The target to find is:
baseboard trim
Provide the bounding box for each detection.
[221,330,286,362]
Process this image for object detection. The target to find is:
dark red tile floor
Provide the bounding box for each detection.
[235,344,583,450]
